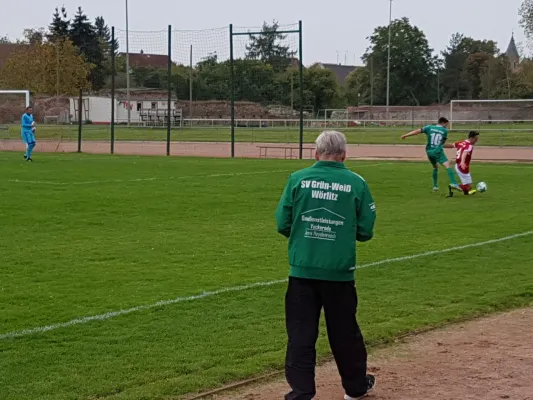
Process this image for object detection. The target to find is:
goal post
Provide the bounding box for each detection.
[0,90,30,107]
[450,99,533,129]
[0,90,31,129]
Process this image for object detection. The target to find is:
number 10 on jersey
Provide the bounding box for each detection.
[430,133,443,146]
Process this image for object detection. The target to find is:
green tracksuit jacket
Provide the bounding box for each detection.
[275,161,376,281]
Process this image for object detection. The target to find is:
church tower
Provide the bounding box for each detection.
[506,33,520,72]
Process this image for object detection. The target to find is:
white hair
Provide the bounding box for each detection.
[315,130,347,156]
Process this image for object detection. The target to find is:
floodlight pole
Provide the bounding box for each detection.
[386,0,393,125]
[126,0,131,127]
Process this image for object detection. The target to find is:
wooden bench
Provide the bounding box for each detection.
[258,145,314,159]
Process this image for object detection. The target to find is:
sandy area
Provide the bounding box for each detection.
[210,308,533,400]
[1,139,533,162]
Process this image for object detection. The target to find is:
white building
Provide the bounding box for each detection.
[69,96,182,125]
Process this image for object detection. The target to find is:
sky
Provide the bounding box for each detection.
[2,0,527,65]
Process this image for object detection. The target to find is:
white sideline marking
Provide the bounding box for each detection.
[1,230,531,341]
[7,170,293,186]
[359,230,533,269]
[6,163,389,186]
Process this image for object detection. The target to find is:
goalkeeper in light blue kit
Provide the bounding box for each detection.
[21,106,36,161]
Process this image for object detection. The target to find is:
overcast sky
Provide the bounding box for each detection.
[3,0,526,65]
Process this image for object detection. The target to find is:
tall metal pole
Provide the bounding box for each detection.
[298,20,304,160]
[111,27,116,154]
[166,25,172,156]
[77,89,82,153]
[125,0,131,127]
[370,56,374,108]
[437,68,441,104]
[189,44,193,120]
[56,43,60,97]
[229,24,235,158]
[386,0,392,125]
[290,73,294,110]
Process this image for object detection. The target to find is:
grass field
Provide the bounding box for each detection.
[1,123,533,146]
[1,152,533,400]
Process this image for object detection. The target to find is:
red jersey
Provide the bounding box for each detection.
[454,140,474,173]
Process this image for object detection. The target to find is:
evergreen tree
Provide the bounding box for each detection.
[246,21,296,72]
[95,16,118,55]
[47,6,70,42]
[69,7,106,90]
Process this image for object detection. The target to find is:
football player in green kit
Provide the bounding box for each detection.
[401,117,461,193]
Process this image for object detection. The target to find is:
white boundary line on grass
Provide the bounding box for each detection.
[6,161,533,186]
[7,170,293,186]
[6,163,393,186]
[1,230,531,341]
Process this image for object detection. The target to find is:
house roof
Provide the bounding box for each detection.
[318,63,359,85]
[0,43,26,67]
[120,52,169,69]
[506,34,519,61]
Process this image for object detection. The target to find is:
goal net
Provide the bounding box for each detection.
[0,90,30,140]
[0,90,30,122]
[450,99,533,129]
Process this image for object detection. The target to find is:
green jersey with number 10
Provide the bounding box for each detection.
[422,125,448,152]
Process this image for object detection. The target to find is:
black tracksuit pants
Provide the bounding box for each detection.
[284,276,368,400]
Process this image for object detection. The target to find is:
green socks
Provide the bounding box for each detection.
[446,168,457,185]
[432,169,438,188]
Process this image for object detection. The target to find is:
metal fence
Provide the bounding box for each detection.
[61,23,304,158]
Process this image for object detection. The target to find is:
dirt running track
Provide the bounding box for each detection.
[213,308,533,400]
[1,139,533,162]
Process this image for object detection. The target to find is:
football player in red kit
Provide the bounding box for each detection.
[445,131,480,197]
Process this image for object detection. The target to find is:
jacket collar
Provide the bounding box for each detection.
[313,161,347,169]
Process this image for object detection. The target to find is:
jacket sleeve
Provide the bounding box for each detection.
[275,175,294,238]
[21,115,32,128]
[356,183,376,242]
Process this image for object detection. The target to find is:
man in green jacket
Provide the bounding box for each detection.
[275,131,377,400]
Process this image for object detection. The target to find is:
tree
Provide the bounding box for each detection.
[462,52,493,99]
[69,7,106,90]
[273,67,300,108]
[132,67,166,88]
[171,64,194,100]
[512,60,533,97]
[245,21,297,72]
[441,33,499,100]
[234,59,279,103]
[362,17,437,106]
[520,0,533,51]
[272,65,343,110]
[0,40,91,95]
[345,67,371,106]
[22,28,45,45]
[95,16,118,55]
[303,65,343,111]
[457,37,498,55]
[440,33,468,100]
[47,6,70,42]
[0,35,12,44]
[194,55,230,101]
[94,16,117,91]
[480,56,513,99]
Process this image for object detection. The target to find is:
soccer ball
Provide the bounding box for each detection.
[476,182,487,193]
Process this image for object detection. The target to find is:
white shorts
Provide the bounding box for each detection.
[455,164,472,185]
